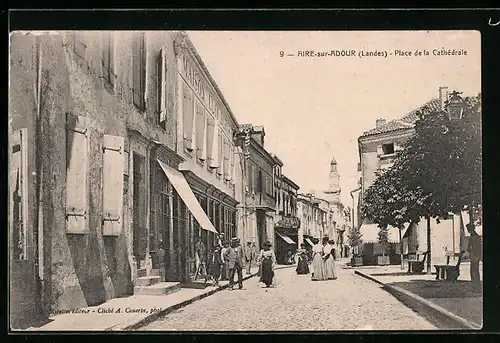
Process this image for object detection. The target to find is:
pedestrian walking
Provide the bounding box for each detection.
[194,237,208,282]
[311,238,326,281]
[224,238,244,290]
[208,244,223,286]
[257,240,276,287]
[467,223,482,287]
[296,243,310,275]
[323,239,337,280]
[244,242,254,274]
[220,241,229,281]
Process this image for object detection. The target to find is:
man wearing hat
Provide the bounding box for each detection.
[224,237,244,290]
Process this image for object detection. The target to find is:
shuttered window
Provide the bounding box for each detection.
[195,102,207,161]
[206,116,218,168]
[223,137,230,179]
[230,146,235,182]
[183,85,195,151]
[66,114,89,234]
[10,129,28,260]
[102,135,125,236]
[157,48,167,129]
[217,131,224,175]
[102,32,115,87]
[132,32,146,111]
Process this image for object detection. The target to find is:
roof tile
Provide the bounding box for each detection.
[361,98,441,137]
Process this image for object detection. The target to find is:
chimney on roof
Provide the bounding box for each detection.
[439,86,449,110]
[375,118,386,128]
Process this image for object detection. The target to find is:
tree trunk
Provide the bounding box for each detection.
[426,216,431,274]
[399,229,404,270]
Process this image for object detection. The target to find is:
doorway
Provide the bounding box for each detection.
[132,153,147,269]
[256,210,267,249]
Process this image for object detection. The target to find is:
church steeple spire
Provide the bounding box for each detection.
[325,157,341,202]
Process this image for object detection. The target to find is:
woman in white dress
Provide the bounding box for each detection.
[323,238,337,280]
[311,239,326,281]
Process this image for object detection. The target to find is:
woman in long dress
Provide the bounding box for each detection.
[257,241,276,287]
[311,239,326,281]
[296,243,310,275]
[323,238,337,280]
[208,244,223,286]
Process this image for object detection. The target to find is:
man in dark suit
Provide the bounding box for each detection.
[224,238,244,290]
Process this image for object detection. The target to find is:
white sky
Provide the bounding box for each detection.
[187,30,481,206]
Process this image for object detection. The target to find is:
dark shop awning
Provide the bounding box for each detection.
[157,160,218,234]
[276,231,296,245]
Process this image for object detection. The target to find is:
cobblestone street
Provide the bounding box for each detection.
[140,264,438,331]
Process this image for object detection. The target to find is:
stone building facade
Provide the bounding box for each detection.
[355,86,469,266]
[239,125,277,249]
[9,31,243,328]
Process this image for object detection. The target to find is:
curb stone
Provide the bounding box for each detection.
[354,270,482,330]
[119,264,295,331]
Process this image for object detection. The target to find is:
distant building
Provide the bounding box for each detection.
[356,86,476,266]
[239,125,277,250]
[307,157,349,258]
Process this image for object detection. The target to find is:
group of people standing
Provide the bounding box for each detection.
[294,236,337,281]
[207,237,264,290]
[205,236,278,289]
[311,236,338,281]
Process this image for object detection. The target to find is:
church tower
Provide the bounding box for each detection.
[324,157,341,202]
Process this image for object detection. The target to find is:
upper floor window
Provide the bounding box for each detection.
[102,32,115,87]
[157,48,167,129]
[132,32,146,111]
[381,143,394,155]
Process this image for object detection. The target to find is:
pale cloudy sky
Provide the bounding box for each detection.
[187,30,481,206]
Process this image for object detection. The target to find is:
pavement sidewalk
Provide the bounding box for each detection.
[352,262,482,330]
[24,264,293,332]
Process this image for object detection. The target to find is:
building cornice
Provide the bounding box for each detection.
[249,139,276,166]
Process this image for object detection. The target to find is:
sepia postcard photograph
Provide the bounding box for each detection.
[9,27,482,332]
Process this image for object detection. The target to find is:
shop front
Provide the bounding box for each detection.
[183,171,238,283]
[274,216,300,265]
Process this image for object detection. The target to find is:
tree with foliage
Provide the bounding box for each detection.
[397,92,482,219]
[347,225,363,256]
[361,91,481,271]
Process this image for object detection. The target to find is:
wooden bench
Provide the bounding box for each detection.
[434,251,463,281]
[407,251,428,274]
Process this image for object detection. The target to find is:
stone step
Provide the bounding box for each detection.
[133,282,181,296]
[135,275,161,287]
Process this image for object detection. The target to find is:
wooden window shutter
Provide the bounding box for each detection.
[157,48,167,129]
[196,103,207,161]
[10,128,28,260]
[132,32,146,110]
[66,114,89,234]
[206,116,215,165]
[102,135,125,236]
[183,86,195,151]
[217,132,224,175]
[223,137,230,179]
[230,146,235,182]
[209,117,220,169]
[376,145,383,156]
